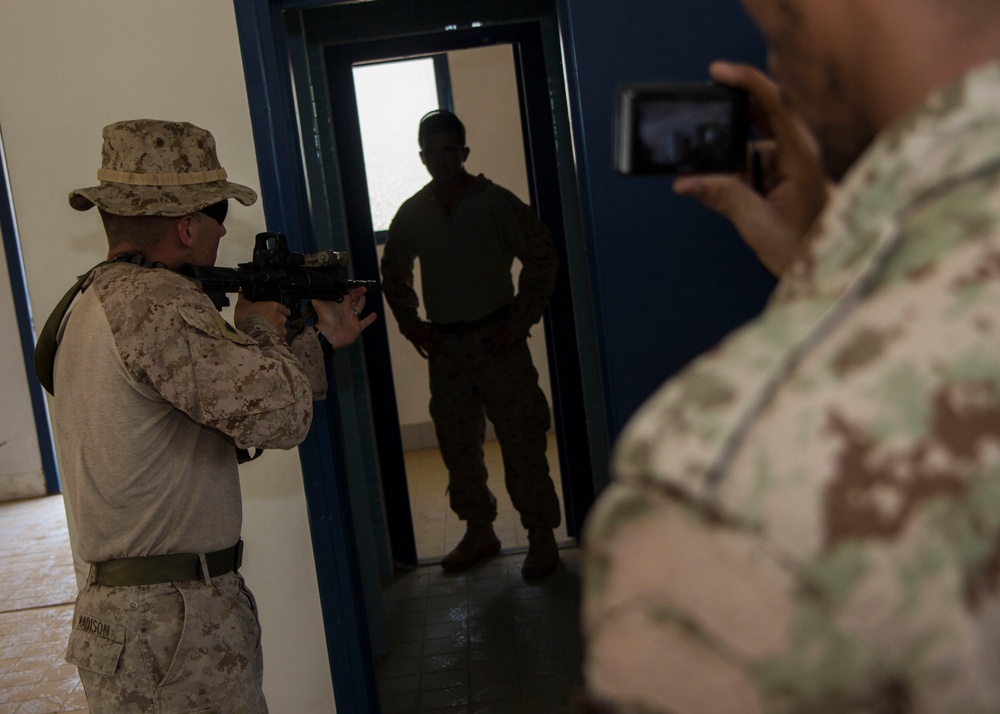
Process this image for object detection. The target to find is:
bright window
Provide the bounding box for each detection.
[353,57,444,235]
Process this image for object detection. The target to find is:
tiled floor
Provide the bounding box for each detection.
[0,496,86,714]
[0,433,583,714]
[377,550,584,714]
[383,434,584,713]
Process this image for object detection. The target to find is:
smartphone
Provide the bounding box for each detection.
[614,83,749,176]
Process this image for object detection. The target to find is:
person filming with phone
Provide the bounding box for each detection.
[580,0,1000,711]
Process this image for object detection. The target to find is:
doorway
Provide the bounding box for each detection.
[324,22,597,569]
[236,3,606,710]
[348,43,570,562]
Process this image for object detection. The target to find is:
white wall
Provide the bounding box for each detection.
[383,44,554,449]
[0,218,45,500]
[0,2,336,711]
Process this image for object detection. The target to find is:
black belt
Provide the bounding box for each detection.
[92,540,244,587]
[432,305,510,336]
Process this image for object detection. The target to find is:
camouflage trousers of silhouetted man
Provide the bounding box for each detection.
[428,329,561,532]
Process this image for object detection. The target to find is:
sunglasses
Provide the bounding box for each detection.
[199,200,229,226]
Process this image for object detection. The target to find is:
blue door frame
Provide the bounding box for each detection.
[0,124,61,496]
[232,2,381,712]
[323,21,597,552]
[232,3,599,712]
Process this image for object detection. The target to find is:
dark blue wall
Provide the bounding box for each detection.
[561,0,775,436]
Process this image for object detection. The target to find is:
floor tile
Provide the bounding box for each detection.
[377,548,583,714]
[0,495,82,714]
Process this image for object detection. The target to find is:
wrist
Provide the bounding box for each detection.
[318,331,335,359]
[235,314,277,336]
[402,320,427,338]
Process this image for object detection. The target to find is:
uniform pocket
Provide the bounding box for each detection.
[65,612,125,676]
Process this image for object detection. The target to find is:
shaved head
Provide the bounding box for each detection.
[99,210,179,253]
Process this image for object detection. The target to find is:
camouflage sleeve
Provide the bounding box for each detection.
[238,318,328,402]
[102,269,315,451]
[290,326,328,401]
[380,220,423,336]
[500,189,558,335]
[582,482,786,714]
[583,165,1000,713]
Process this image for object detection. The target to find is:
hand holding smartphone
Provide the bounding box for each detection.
[614,83,749,176]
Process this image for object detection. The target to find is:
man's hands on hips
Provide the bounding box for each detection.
[481,322,526,355]
[404,321,442,359]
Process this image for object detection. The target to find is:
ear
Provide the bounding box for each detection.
[462,147,470,162]
[174,215,197,249]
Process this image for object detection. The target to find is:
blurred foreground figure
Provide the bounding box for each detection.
[582,0,1000,711]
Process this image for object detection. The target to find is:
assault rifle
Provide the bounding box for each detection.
[180,232,377,318]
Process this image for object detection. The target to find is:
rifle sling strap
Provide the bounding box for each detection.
[33,253,163,396]
[34,261,111,396]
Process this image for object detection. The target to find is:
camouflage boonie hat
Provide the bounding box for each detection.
[68,119,257,217]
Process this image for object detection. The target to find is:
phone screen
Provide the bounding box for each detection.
[615,84,748,175]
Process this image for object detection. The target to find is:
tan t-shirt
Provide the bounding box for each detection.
[52,262,325,563]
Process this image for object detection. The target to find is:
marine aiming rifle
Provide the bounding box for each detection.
[180,232,377,318]
[34,232,373,397]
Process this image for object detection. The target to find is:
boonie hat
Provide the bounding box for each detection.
[68,119,257,217]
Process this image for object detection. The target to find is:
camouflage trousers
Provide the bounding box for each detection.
[428,329,561,530]
[66,571,267,713]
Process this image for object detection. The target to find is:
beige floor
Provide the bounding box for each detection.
[0,496,85,714]
[406,433,570,562]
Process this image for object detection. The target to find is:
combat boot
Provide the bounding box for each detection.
[441,524,501,572]
[521,528,559,579]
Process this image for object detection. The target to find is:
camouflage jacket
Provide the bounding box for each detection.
[53,263,326,563]
[381,174,557,337]
[583,60,1000,714]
